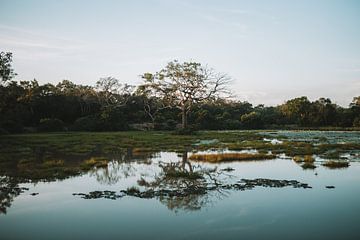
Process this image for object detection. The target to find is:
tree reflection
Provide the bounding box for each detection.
[0,176,28,215]
[90,160,135,185]
[89,148,155,185]
[135,151,228,212]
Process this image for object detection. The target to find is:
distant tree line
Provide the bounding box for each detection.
[0,51,359,133]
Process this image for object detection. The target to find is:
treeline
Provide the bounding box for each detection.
[0,78,359,133]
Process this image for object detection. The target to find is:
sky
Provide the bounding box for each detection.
[0,0,359,106]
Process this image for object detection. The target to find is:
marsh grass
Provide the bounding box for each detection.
[82,157,109,169]
[189,152,276,163]
[293,155,315,163]
[42,160,64,168]
[1,131,358,182]
[322,161,350,169]
[301,162,316,169]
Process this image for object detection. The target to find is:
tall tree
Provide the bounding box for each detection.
[95,77,134,107]
[141,60,231,129]
[0,52,16,84]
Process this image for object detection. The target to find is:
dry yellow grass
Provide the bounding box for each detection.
[293,155,315,163]
[189,152,276,163]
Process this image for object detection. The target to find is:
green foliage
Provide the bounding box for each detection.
[241,111,263,129]
[0,120,23,134]
[38,118,65,132]
[0,52,359,132]
[0,52,16,83]
[154,119,178,130]
[72,116,99,131]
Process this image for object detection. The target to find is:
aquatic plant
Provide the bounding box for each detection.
[189,152,276,162]
[301,162,316,169]
[322,161,349,169]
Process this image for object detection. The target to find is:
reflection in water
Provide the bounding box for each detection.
[89,148,155,185]
[0,176,28,214]
[0,147,318,214]
[90,161,135,185]
[133,151,228,212]
[0,146,157,212]
[115,151,311,212]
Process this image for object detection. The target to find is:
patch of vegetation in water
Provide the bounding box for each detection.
[73,178,312,202]
[322,161,350,169]
[189,153,276,162]
[73,190,124,200]
[81,157,109,169]
[301,162,317,170]
[293,155,315,163]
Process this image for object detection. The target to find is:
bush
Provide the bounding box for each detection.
[0,120,23,133]
[222,119,241,130]
[240,112,263,129]
[173,126,198,135]
[154,119,178,130]
[72,116,99,131]
[353,117,360,127]
[38,118,65,132]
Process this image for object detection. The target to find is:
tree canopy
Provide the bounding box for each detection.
[0,53,359,134]
[141,60,231,128]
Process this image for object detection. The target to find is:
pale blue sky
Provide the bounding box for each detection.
[1,0,359,106]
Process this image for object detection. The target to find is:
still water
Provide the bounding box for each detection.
[1,150,360,240]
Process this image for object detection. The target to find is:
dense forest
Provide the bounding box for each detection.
[0,51,359,134]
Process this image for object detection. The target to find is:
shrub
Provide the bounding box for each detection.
[173,126,198,135]
[0,120,23,133]
[154,119,178,130]
[38,118,65,132]
[72,116,98,131]
[353,117,360,127]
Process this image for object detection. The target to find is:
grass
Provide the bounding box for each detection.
[81,157,109,169]
[322,161,350,169]
[301,162,317,169]
[293,155,315,163]
[189,152,276,163]
[42,160,65,168]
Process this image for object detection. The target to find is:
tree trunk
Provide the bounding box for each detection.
[181,106,187,129]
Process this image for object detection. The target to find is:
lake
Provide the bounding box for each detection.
[1,131,360,240]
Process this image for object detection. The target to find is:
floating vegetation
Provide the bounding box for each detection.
[73,190,124,200]
[301,162,317,170]
[189,153,276,163]
[322,161,350,169]
[221,167,235,172]
[238,178,312,189]
[74,178,312,201]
